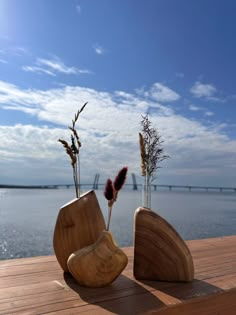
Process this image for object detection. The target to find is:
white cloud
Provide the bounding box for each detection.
[190,81,217,99]
[0,58,8,64]
[189,104,215,116]
[0,80,235,186]
[189,104,201,111]
[22,66,56,76]
[0,46,30,56]
[144,83,180,102]
[76,4,81,14]
[22,56,92,76]
[93,44,106,55]
[205,111,214,116]
[12,46,29,56]
[37,58,81,74]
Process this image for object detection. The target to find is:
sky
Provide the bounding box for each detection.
[0,0,236,187]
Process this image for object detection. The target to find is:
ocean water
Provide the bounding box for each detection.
[0,187,236,260]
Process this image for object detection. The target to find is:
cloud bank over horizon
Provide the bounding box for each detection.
[0,79,235,187]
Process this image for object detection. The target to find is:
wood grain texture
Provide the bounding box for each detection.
[134,207,194,282]
[67,231,128,287]
[53,190,106,272]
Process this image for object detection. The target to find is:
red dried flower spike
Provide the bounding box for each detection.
[113,167,128,191]
[104,178,114,201]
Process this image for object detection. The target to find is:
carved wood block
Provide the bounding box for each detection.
[134,207,194,282]
[53,190,106,272]
[67,230,128,287]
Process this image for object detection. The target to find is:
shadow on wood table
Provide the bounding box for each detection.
[64,272,165,314]
[64,272,223,314]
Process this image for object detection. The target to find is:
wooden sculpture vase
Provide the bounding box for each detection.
[53,190,106,272]
[134,207,194,282]
[67,230,128,287]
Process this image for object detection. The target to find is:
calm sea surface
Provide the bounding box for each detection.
[0,187,236,260]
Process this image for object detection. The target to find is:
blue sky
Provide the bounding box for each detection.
[0,0,236,186]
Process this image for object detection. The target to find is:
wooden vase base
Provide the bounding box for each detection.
[53,190,106,272]
[67,231,128,287]
[134,207,194,282]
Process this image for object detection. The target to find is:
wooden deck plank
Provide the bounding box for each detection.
[0,235,236,314]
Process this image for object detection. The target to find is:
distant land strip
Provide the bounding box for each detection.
[0,183,236,193]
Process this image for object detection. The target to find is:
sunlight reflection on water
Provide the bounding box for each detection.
[0,188,236,259]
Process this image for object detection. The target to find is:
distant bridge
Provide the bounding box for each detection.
[1,181,236,193]
[91,183,236,193]
[150,184,236,193]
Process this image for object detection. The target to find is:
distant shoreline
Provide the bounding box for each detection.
[0,183,236,193]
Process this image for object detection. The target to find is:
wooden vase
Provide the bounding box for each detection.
[53,190,106,272]
[67,230,128,287]
[134,207,194,282]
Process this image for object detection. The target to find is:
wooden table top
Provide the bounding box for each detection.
[0,235,236,314]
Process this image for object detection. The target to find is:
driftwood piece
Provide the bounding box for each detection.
[67,230,128,287]
[134,207,194,282]
[53,190,106,272]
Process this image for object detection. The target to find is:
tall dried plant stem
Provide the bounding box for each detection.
[143,169,151,208]
[72,165,78,198]
[77,154,80,198]
[106,206,112,231]
[145,170,148,206]
[139,114,169,208]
